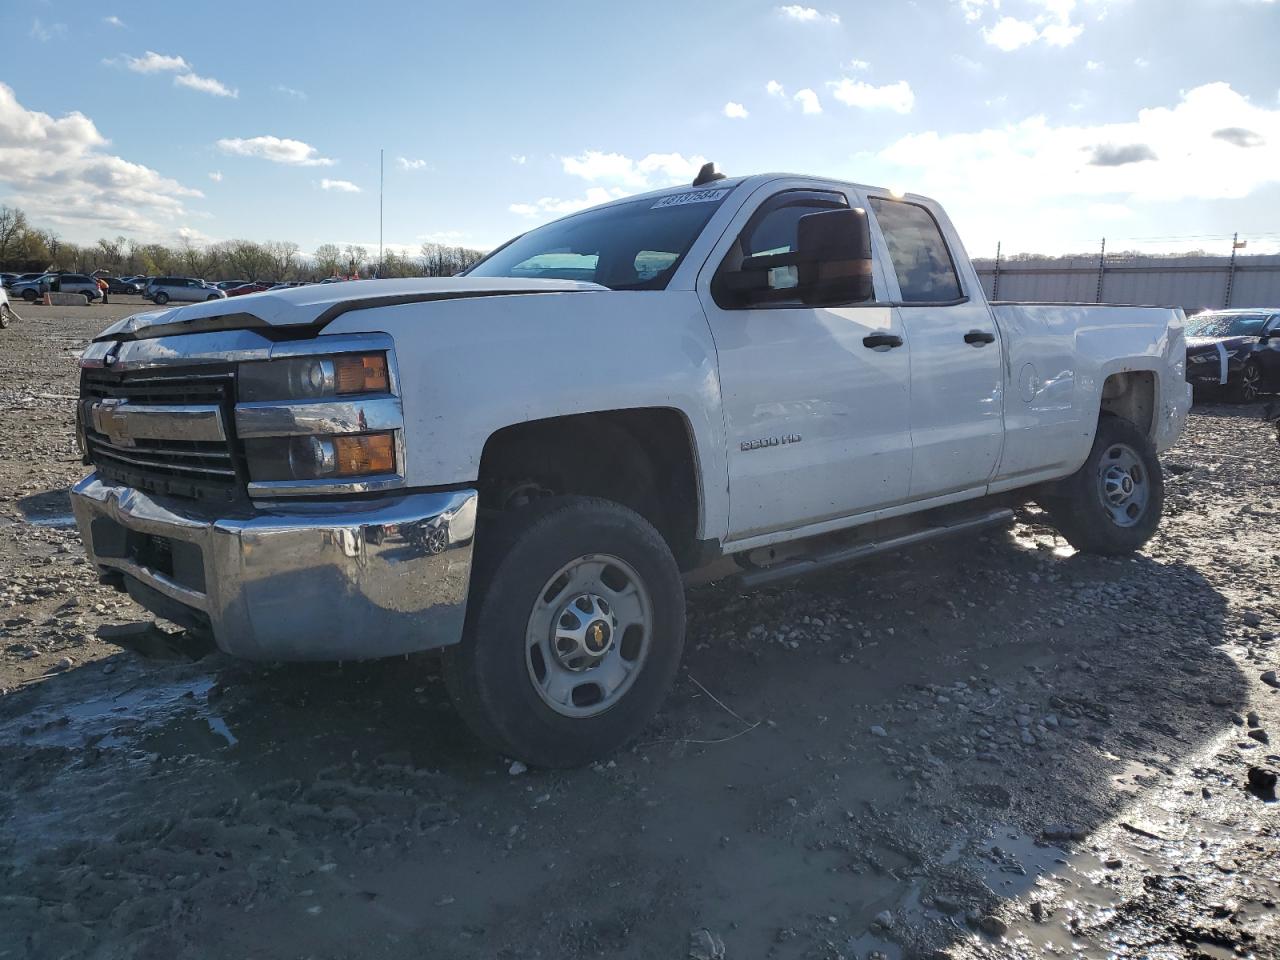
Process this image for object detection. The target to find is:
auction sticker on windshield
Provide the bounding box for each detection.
[651,188,730,209]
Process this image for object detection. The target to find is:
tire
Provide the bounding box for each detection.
[83,293,93,305]
[0,306,9,329]
[1230,359,1263,403]
[153,292,169,305]
[1039,415,1164,555]
[21,289,37,302]
[206,294,219,301]
[444,496,685,767]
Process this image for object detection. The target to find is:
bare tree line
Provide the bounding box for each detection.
[0,206,487,280]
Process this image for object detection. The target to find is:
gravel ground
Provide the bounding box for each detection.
[0,300,1277,960]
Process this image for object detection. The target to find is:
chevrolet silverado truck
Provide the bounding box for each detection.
[71,170,1191,766]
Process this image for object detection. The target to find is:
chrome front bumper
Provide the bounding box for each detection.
[71,475,477,661]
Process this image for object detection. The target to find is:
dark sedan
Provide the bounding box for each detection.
[1185,309,1280,402]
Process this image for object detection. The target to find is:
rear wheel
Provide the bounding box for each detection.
[1231,360,1263,403]
[21,289,37,302]
[83,293,93,305]
[153,292,170,305]
[1039,415,1163,555]
[206,294,220,301]
[444,496,685,767]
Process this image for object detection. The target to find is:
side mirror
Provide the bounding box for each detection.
[718,208,874,308]
[794,208,874,306]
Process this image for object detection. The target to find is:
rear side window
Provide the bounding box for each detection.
[868,198,962,303]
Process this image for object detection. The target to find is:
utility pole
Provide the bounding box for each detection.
[1225,232,1243,308]
[378,148,384,279]
[992,241,1001,300]
[1095,237,1106,303]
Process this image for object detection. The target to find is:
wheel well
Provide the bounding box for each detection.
[477,409,703,569]
[1100,371,1155,437]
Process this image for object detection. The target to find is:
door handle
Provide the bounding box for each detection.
[964,330,996,346]
[863,332,904,350]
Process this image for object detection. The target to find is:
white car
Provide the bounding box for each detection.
[0,284,12,327]
[143,277,228,305]
[71,170,1191,766]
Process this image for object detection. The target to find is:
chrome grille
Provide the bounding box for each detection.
[80,366,245,501]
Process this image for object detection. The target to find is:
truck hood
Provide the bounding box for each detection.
[1186,335,1254,350]
[94,277,607,341]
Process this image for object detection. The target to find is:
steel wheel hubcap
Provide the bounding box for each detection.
[526,554,653,718]
[1098,443,1149,528]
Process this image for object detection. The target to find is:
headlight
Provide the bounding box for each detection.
[238,352,389,401]
[245,432,397,482]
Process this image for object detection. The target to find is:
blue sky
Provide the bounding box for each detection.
[3,0,1279,259]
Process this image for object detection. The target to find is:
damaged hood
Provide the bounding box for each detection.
[1186,335,1254,350]
[94,277,607,341]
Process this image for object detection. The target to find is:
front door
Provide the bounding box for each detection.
[698,185,913,541]
[867,196,1004,500]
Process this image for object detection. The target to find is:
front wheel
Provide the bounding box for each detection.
[0,306,9,329]
[444,496,686,767]
[153,292,169,305]
[21,289,37,302]
[1231,360,1263,403]
[1039,416,1164,555]
[206,294,220,301]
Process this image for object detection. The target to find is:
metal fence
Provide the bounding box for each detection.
[972,253,1280,313]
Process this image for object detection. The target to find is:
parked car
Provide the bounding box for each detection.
[142,277,228,305]
[225,281,275,296]
[0,284,12,328]
[267,281,310,290]
[0,273,20,288]
[105,276,144,295]
[72,170,1191,766]
[1185,309,1280,402]
[8,272,48,288]
[11,273,101,302]
[215,280,249,291]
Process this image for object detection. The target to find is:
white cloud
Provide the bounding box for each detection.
[320,179,361,193]
[30,19,66,42]
[982,17,1042,50]
[560,150,707,189]
[1134,56,1149,67]
[766,80,786,97]
[216,136,335,166]
[1040,21,1084,45]
[952,53,984,71]
[274,84,307,100]
[124,51,190,73]
[955,0,994,22]
[846,59,871,71]
[104,15,125,28]
[828,78,915,113]
[777,5,841,24]
[174,72,237,98]
[397,156,428,170]
[1086,59,1103,71]
[0,81,201,239]
[876,83,1280,207]
[794,89,823,114]
[511,154,527,165]
[208,171,223,183]
[723,101,749,119]
[509,186,629,219]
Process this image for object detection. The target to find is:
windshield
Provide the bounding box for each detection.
[1186,312,1270,337]
[466,187,734,290]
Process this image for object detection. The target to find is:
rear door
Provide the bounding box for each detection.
[697,182,912,541]
[866,195,1004,500]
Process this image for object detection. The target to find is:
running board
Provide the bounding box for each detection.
[733,507,1015,589]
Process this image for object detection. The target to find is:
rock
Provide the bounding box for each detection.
[1261,671,1280,689]
[1043,823,1087,843]
[48,656,74,673]
[1105,857,1123,869]
[977,915,1008,937]
[508,761,528,776]
[933,895,964,915]
[869,725,887,737]
[1247,729,1270,745]
[1247,710,1261,728]
[1243,611,1262,627]
[688,927,725,960]
[1029,901,1047,922]
[874,909,895,930]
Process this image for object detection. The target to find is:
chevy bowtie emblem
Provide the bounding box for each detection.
[91,399,134,447]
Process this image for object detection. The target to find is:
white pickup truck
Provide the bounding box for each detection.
[71,170,1191,765]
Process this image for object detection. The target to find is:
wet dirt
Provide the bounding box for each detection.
[0,301,1277,959]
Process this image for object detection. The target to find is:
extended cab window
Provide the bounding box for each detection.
[466,188,732,291]
[868,198,962,303]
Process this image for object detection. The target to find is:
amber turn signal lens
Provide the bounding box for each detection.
[332,432,395,475]
[334,353,389,395]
